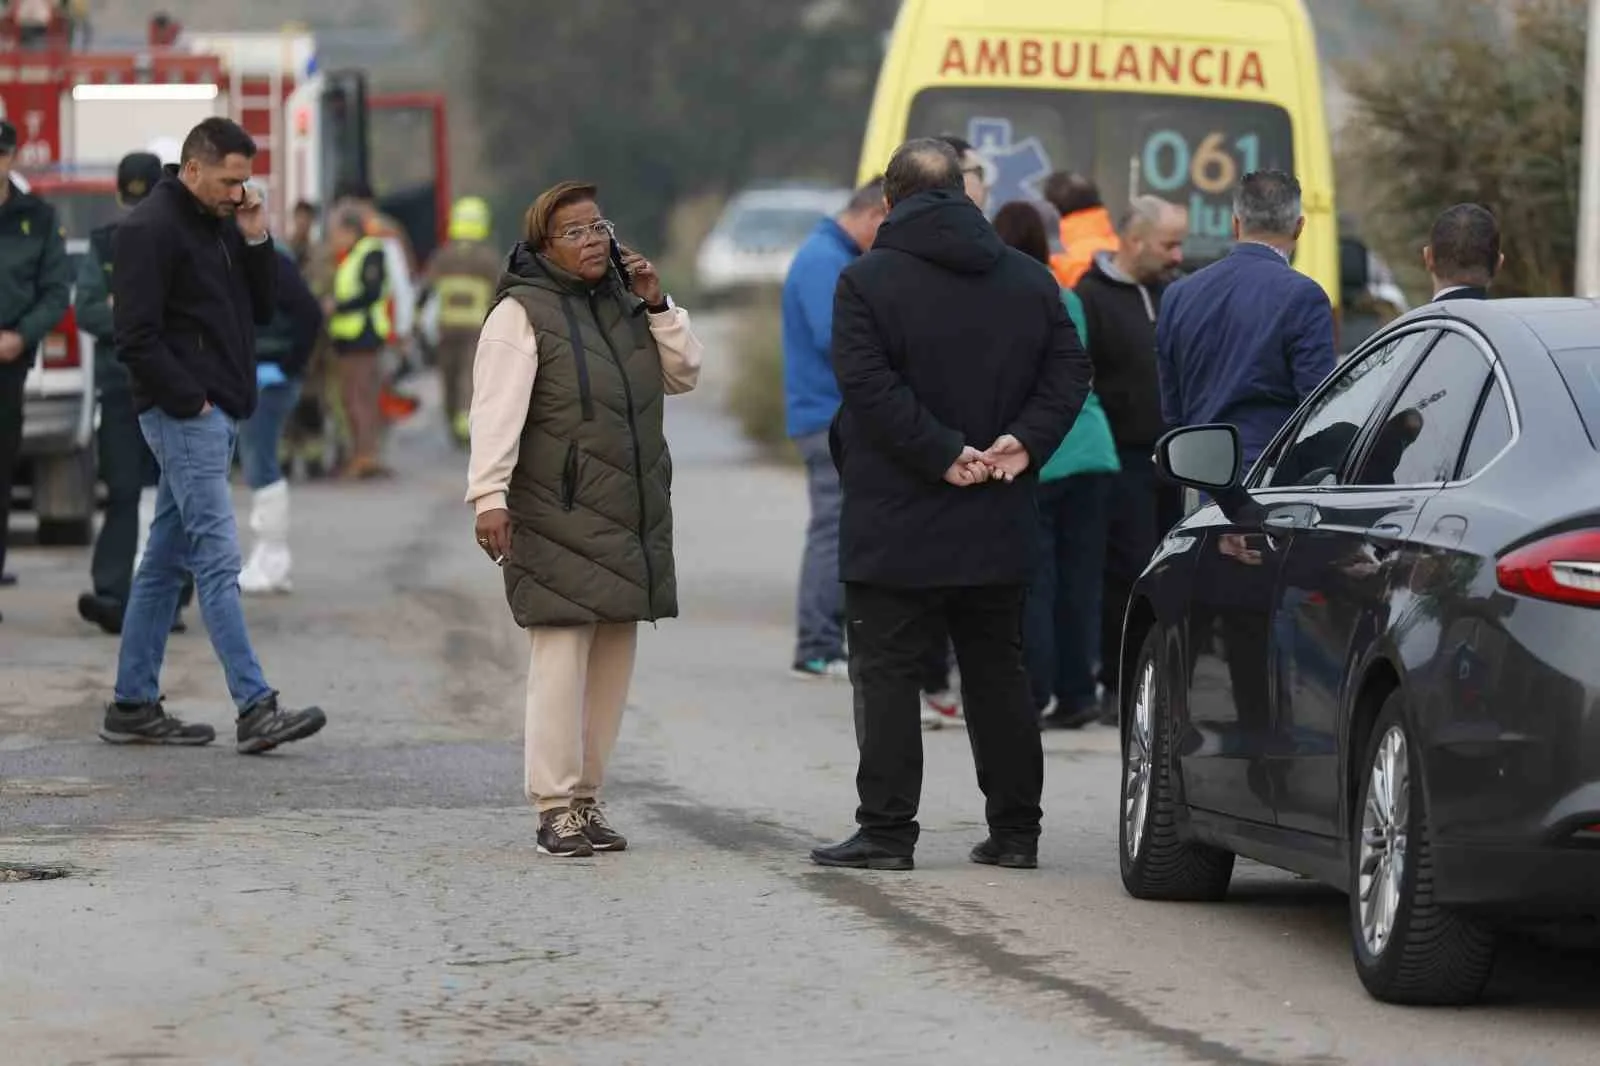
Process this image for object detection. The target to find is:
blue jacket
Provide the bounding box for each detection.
[1155,242,1335,465]
[783,218,860,438]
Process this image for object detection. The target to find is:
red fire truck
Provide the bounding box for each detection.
[4,24,450,544]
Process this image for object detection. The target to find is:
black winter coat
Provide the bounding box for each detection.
[112,169,278,419]
[830,189,1092,588]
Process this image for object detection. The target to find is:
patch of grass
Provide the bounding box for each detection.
[724,294,799,463]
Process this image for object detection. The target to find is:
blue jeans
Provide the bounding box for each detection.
[237,380,302,489]
[1025,474,1115,713]
[794,429,845,663]
[114,407,273,713]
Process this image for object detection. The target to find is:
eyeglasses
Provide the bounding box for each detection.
[552,219,616,245]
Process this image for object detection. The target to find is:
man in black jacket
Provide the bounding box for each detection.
[1073,195,1186,722]
[74,151,194,636]
[811,139,1092,872]
[102,117,326,754]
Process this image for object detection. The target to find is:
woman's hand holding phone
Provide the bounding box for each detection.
[618,245,663,306]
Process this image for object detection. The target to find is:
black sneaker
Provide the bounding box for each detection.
[99,701,216,746]
[236,694,327,755]
[573,800,627,852]
[537,807,595,858]
[970,836,1038,870]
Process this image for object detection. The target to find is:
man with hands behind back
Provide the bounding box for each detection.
[812,138,1092,874]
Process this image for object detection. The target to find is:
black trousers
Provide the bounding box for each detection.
[846,582,1043,851]
[0,360,26,576]
[89,385,149,604]
[1100,448,1166,698]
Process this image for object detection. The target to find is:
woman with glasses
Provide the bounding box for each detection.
[465,180,704,858]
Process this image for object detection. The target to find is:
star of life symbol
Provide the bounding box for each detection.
[967,117,1053,210]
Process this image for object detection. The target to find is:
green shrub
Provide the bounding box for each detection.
[724,295,798,462]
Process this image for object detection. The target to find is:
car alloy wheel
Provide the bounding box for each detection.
[1357,724,1408,957]
[1348,691,1495,1004]
[1118,627,1234,901]
[1124,657,1155,861]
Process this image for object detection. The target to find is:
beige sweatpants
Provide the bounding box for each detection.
[525,623,638,812]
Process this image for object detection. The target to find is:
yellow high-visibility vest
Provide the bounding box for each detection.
[434,274,494,329]
[329,236,391,343]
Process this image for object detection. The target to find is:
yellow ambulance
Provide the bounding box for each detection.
[856,0,1341,307]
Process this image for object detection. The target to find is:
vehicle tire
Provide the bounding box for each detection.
[1120,627,1235,901]
[36,517,93,547]
[1349,690,1496,1005]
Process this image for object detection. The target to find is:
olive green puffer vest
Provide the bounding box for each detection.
[496,245,676,627]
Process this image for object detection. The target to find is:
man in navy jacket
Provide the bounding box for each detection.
[1156,170,1336,469]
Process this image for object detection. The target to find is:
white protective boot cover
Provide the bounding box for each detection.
[238,479,293,594]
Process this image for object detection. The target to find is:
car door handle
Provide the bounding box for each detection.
[1365,523,1406,552]
[1263,513,1301,534]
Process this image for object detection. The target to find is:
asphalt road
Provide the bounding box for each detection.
[3,311,1600,1065]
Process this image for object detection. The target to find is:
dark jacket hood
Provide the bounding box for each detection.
[873,190,1004,275]
[497,240,636,305]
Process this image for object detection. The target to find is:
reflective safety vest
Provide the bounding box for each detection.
[329,236,392,344]
[434,273,495,329]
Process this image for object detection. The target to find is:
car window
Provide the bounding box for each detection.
[1259,330,1434,488]
[1547,347,1600,448]
[1459,379,1513,479]
[1352,333,1492,486]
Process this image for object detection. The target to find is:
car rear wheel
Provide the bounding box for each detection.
[1350,691,1496,1005]
[1120,627,1235,901]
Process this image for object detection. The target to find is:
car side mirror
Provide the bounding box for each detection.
[1154,424,1241,492]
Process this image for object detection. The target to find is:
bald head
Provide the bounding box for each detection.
[1114,195,1188,284]
[883,138,963,207]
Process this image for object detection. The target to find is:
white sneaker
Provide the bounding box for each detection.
[922,689,963,727]
[792,658,849,681]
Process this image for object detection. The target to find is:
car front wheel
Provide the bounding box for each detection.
[1120,627,1235,901]
[1350,691,1496,1004]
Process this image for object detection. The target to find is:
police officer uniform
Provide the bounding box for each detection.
[73,151,192,634]
[0,117,72,620]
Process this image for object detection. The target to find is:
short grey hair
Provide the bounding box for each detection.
[1119,195,1178,237]
[1233,170,1302,237]
[883,138,963,206]
[844,175,886,215]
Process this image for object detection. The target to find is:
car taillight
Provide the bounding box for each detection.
[39,308,81,369]
[1496,530,1600,607]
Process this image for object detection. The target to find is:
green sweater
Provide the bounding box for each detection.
[1041,289,1120,481]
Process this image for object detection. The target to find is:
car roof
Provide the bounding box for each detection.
[1386,296,1600,355]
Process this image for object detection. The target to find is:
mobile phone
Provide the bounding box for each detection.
[609,237,632,290]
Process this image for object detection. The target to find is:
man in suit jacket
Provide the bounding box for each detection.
[1425,203,1502,302]
[1156,170,1336,468]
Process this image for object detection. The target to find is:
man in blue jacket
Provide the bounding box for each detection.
[1156,170,1335,469]
[783,177,885,680]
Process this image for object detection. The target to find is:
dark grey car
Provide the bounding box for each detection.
[1117,297,1600,1006]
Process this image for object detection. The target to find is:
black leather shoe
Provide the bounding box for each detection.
[78,593,123,635]
[970,837,1037,870]
[810,831,914,871]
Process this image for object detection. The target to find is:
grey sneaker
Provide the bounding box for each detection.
[99,701,216,746]
[573,800,628,852]
[236,693,327,755]
[537,807,594,858]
